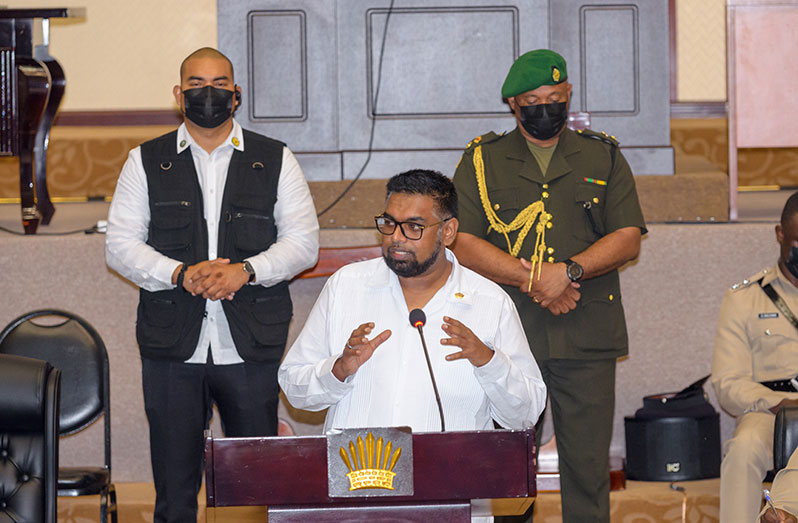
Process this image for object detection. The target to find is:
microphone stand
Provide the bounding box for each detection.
[414,323,446,432]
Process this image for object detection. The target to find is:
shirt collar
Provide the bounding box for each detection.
[176,119,245,155]
[771,261,797,290]
[368,248,476,306]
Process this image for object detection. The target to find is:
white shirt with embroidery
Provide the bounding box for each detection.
[279,249,546,433]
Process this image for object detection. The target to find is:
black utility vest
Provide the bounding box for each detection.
[135,129,292,363]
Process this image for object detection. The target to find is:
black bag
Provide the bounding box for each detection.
[624,376,721,481]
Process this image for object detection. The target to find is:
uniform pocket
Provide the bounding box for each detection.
[566,275,627,352]
[574,185,606,240]
[486,187,523,224]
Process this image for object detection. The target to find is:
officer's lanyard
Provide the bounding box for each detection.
[760,281,798,331]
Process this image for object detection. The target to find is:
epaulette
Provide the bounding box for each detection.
[465,131,505,151]
[729,270,767,291]
[575,128,620,147]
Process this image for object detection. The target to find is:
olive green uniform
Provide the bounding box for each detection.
[453,126,646,522]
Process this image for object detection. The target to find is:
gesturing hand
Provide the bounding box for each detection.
[332,322,392,381]
[440,316,493,367]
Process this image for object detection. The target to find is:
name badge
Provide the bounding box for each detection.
[759,312,779,319]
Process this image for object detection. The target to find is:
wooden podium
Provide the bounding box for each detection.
[204,428,537,522]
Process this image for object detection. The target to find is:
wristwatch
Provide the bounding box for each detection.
[564,259,584,282]
[242,260,256,283]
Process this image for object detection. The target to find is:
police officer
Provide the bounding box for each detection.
[452,49,646,523]
[713,192,798,523]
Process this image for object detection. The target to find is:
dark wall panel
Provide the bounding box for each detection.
[220,0,673,177]
[249,11,307,121]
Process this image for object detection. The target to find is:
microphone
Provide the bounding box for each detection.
[408,308,445,431]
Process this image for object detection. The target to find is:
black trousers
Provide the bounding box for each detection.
[496,358,616,523]
[142,355,280,523]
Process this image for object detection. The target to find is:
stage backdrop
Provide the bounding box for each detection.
[218,0,674,178]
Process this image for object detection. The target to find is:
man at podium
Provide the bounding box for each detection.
[279,169,546,434]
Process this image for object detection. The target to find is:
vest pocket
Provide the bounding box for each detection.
[136,293,182,348]
[150,200,193,253]
[243,294,293,347]
[230,210,276,255]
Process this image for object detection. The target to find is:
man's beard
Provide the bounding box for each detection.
[383,235,442,278]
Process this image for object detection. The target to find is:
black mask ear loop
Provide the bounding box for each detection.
[787,245,798,279]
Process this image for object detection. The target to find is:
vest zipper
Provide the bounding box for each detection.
[154,200,192,207]
[233,211,270,220]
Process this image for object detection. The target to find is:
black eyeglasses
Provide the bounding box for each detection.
[374,214,452,240]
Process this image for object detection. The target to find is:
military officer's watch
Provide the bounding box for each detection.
[242,260,256,283]
[565,259,584,282]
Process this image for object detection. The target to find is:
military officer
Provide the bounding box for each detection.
[451,49,646,523]
[713,191,798,523]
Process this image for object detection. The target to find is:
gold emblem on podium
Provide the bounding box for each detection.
[338,432,402,491]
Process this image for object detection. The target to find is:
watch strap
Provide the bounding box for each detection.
[243,261,256,283]
[176,264,187,290]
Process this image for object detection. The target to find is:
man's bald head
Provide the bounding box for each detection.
[180,48,234,83]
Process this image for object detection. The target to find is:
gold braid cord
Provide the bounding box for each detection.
[473,145,551,290]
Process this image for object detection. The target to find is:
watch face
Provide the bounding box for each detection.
[243,261,255,282]
[567,261,584,281]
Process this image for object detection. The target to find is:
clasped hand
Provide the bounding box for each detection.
[332,317,493,382]
[180,258,249,301]
[519,258,581,316]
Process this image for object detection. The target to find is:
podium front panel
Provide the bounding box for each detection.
[206,429,536,508]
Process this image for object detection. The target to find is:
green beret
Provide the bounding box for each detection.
[501,49,568,98]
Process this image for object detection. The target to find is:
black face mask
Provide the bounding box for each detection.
[182,86,235,128]
[786,245,798,279]
[518,101,568,140]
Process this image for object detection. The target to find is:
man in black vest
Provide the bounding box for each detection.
[106,47,319,523]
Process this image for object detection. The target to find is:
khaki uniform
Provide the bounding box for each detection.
[759,448,798,521]
[712,265,798,523]
[453,127,646,523]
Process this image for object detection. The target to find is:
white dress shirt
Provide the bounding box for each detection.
[279,249,546,433]
[106,120,319,364]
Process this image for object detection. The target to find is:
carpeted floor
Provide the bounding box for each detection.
[59,479,722,522]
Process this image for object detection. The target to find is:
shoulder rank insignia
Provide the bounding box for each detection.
[465,131,502,151]
[466,135,482,150]
[576,128,620,147]
[730,274,765,291]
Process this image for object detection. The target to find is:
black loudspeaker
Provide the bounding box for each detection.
[624,413,721,481]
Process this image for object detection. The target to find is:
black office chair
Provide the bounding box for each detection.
[775,405,798,472]
[0,310,117,523]
[0,353,61,523]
